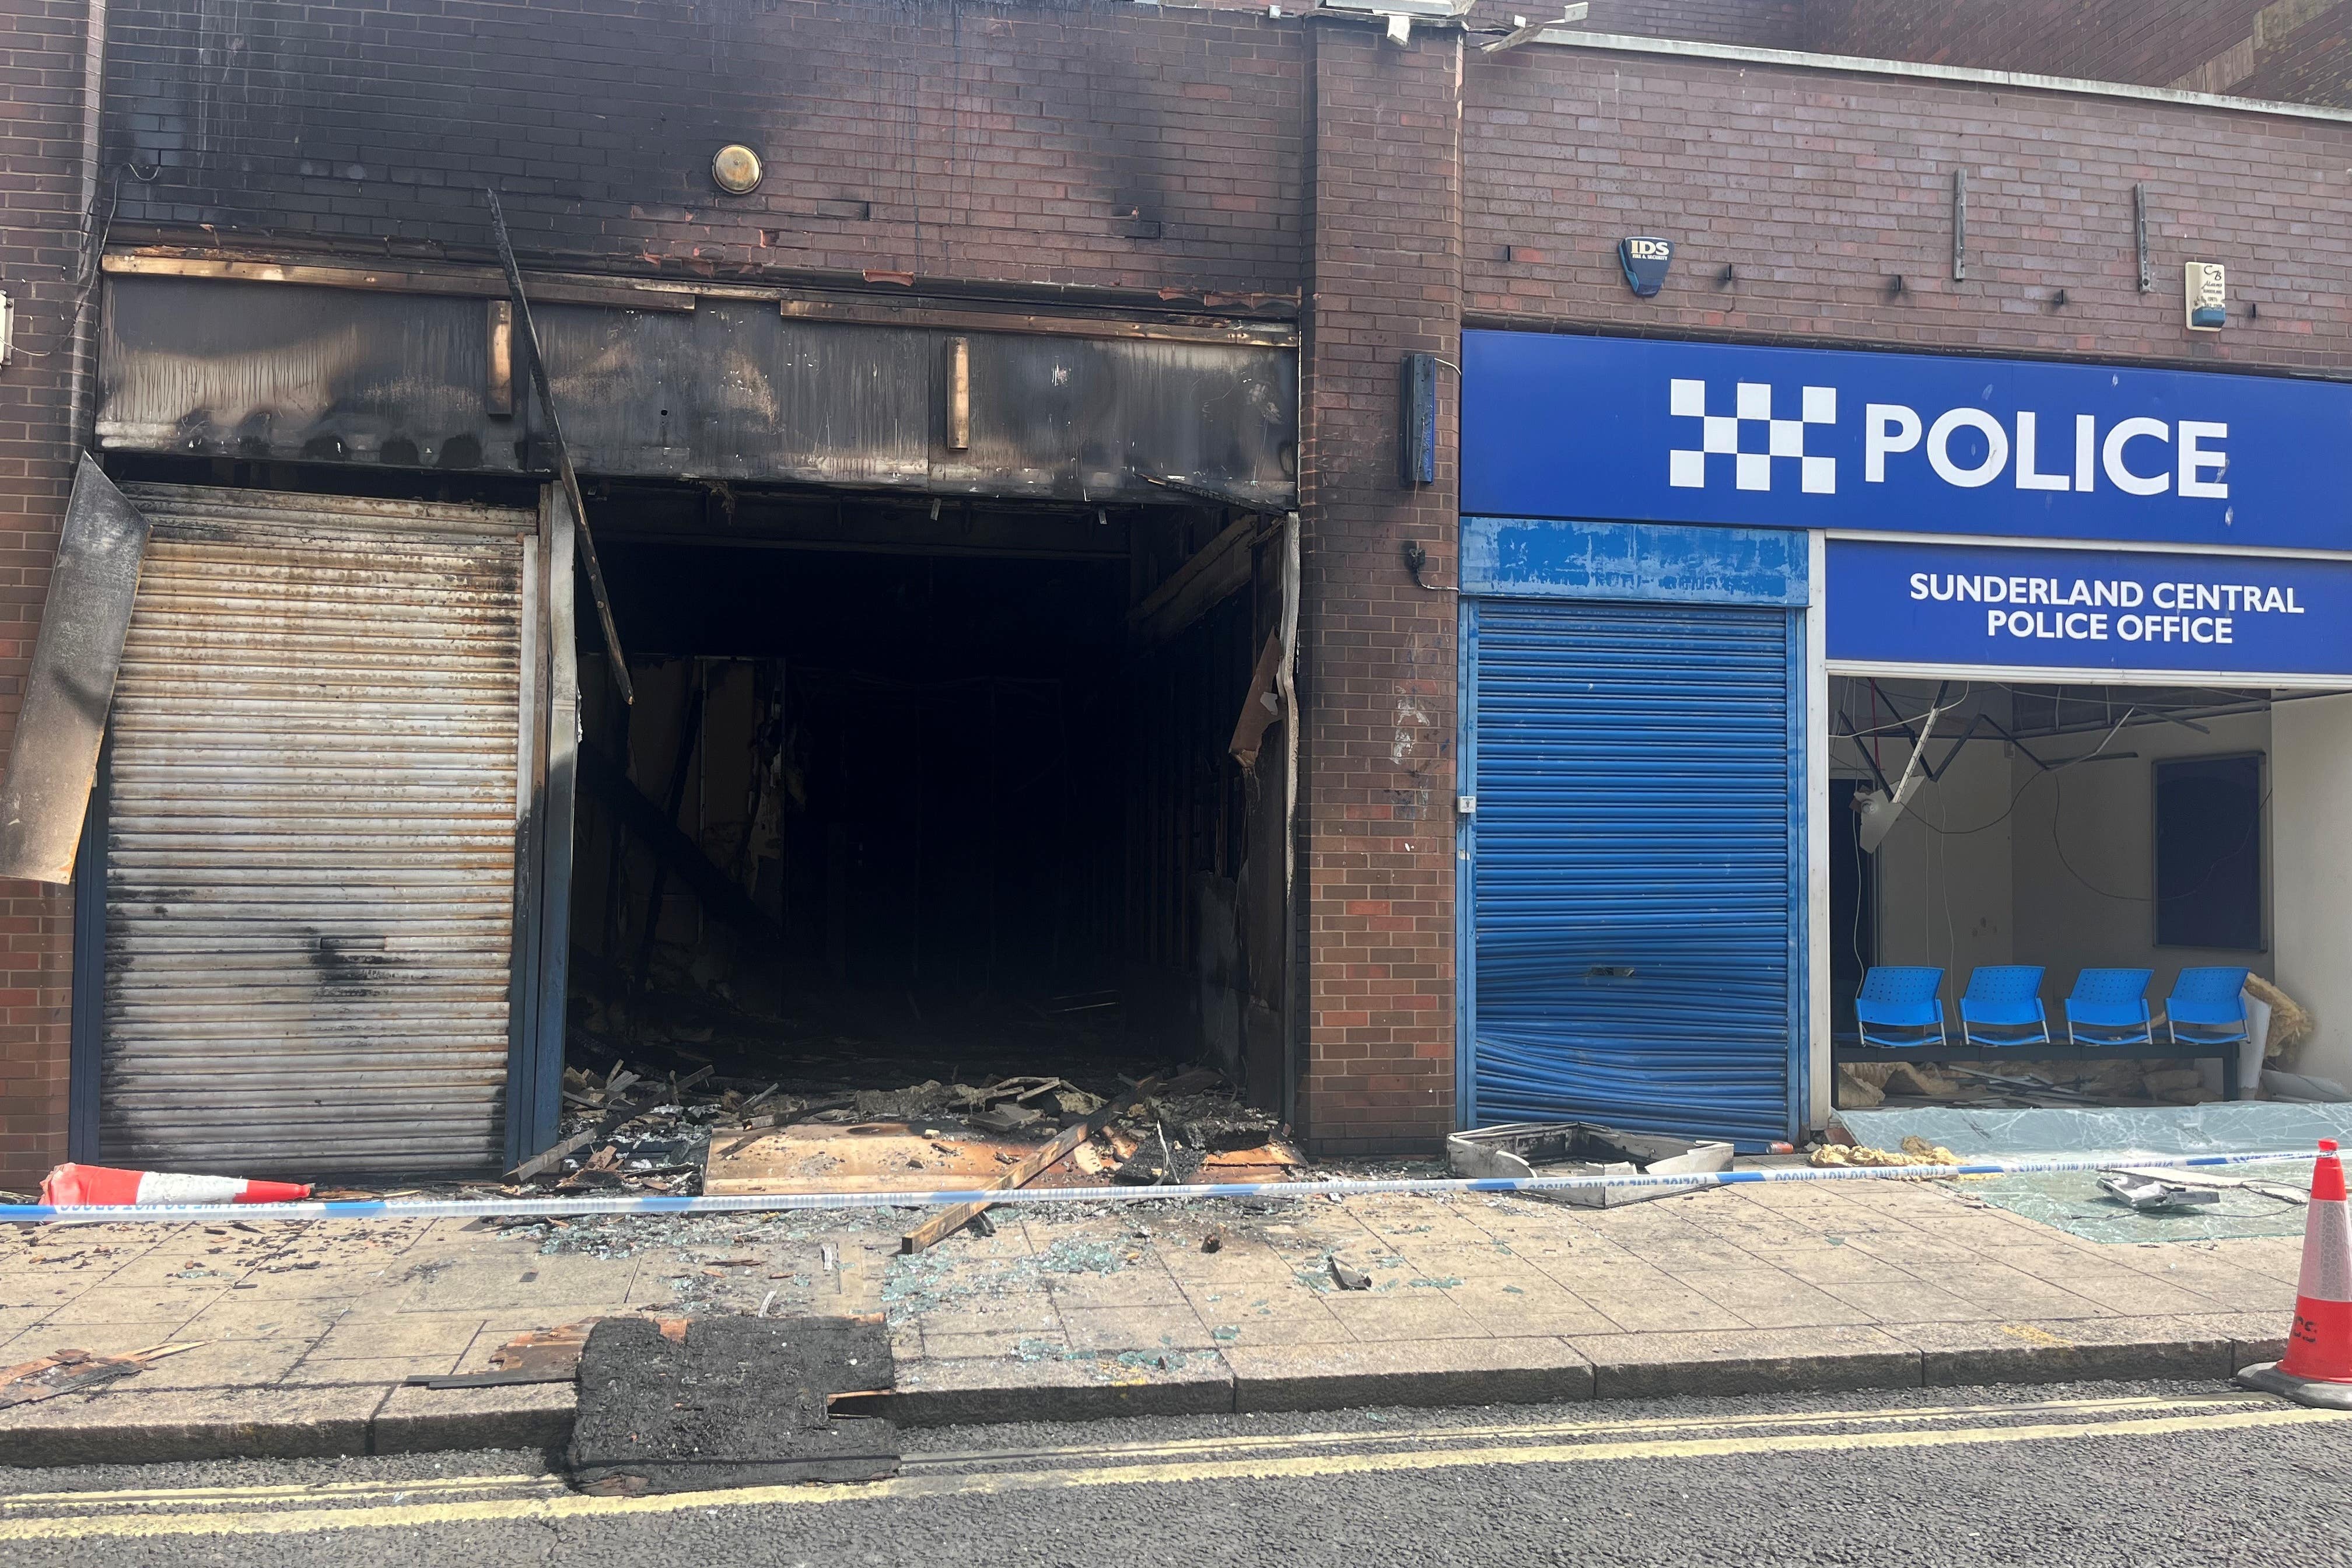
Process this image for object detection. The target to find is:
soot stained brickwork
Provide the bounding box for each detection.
[1297,22,1461,1153]
[13,4,2352,1171]
[0,1,102,1188]
[100,0,1310,295]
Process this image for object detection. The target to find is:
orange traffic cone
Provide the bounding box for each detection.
[39,1163,312,1207]
[2235,1139,2352,1410]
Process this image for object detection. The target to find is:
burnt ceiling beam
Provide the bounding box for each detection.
[1128,514,1268,649]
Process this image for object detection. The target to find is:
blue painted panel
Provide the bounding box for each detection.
[1465,599,1800,1147]
[1828,538,2352,678]
[1463,517,1808,605]
[1463,330,2352,552]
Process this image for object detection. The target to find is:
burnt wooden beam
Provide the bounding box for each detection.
[632,676,706,989]
[1127,514,1262,649]
[900,1067,1223,1253]
[577,740,780,946]
[484,187,634,705]
[102,252,698,313]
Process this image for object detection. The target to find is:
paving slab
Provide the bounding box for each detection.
[1057,1304,1217,1353]
[0,1173,2317,1465]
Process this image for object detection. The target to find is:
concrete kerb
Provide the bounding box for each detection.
[0,1328,2300,1466]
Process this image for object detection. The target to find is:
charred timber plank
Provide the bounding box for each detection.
[632,678,705,988]
[1126,516,1259,649]
[506,1123,600,1183]
[576,741,780,944]
[899,1067,1222,1254]
[102,253,699,313]
[484,187,634,704]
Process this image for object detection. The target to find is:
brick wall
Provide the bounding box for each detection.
[102,0,1309,298]
[1583,0,1801,48]
[1465,41,2352,374]
[0,1,101,1190]
[23,2,2352,1167]
[1296,21,1460,1154]
[2243,2,2352,102]
[1804,0,2352,106]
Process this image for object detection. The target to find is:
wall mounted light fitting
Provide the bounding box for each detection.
[1399,352,1438,486]
[711,145,764,195]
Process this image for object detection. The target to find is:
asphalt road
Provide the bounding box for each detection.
[2,1380,2344,1567]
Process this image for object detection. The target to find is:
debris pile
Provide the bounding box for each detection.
[0,1342,202,1409]
[511,1062,1304,1205]
[1810,1135,1962,1169]
[1839,1055,2231,1110]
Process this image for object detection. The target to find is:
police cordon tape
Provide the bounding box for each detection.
[0,1147,2319,1226]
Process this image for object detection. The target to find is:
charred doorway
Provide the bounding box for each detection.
[567,488,1288,1109]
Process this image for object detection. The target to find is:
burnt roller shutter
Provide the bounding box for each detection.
[1467,599,1801,1148]
[98,485,534,1177]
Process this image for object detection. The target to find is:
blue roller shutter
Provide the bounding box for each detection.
[1466,599,1801,1147]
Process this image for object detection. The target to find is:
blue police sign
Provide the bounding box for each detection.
[1826,538,2352,679]
[1463,331,2352,552]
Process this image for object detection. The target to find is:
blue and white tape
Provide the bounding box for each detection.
[0,1148,2316,1226]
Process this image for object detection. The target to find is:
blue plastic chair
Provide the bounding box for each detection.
[2164,967,2253,1047]
[2063,968,2155,1046]
[1958,965,2050,1048]
[1855,967,1947,1049]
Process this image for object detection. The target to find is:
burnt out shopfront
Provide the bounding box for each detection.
[37,265,1300,1177]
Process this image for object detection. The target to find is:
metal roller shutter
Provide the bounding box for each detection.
[1467,600,1800,1147]
[98,485,534,1177]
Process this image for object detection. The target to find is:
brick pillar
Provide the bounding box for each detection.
[0,1,103,1189]
[1296,20,1461,1155]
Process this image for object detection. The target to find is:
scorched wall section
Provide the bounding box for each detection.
[0,1,104,1189]
[100,0,1309,296]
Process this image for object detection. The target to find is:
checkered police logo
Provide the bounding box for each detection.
[1669,379,1838,494]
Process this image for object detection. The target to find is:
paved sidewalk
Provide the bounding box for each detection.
[0,1174,2302,1463]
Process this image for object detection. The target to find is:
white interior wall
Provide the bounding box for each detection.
[1830,682,2014,1012]
[2272,694,2352,1088]
[2008,708,2272,1010]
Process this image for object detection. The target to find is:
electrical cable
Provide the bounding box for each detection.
[1901,702,2139,838]
[2046,769,2146,904]
[2048,771,2271,908]
[9,164,140,365]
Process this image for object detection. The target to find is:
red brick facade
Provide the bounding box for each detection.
[1296,21,1463,1152]
[0,0,102,1186]
[1465,40,2352,373]
[12,5,2352,1176]
[1578,0,1802,48]
[1804,0,2352,105]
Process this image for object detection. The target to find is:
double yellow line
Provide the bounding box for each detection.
[0,1394,2337,1542]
